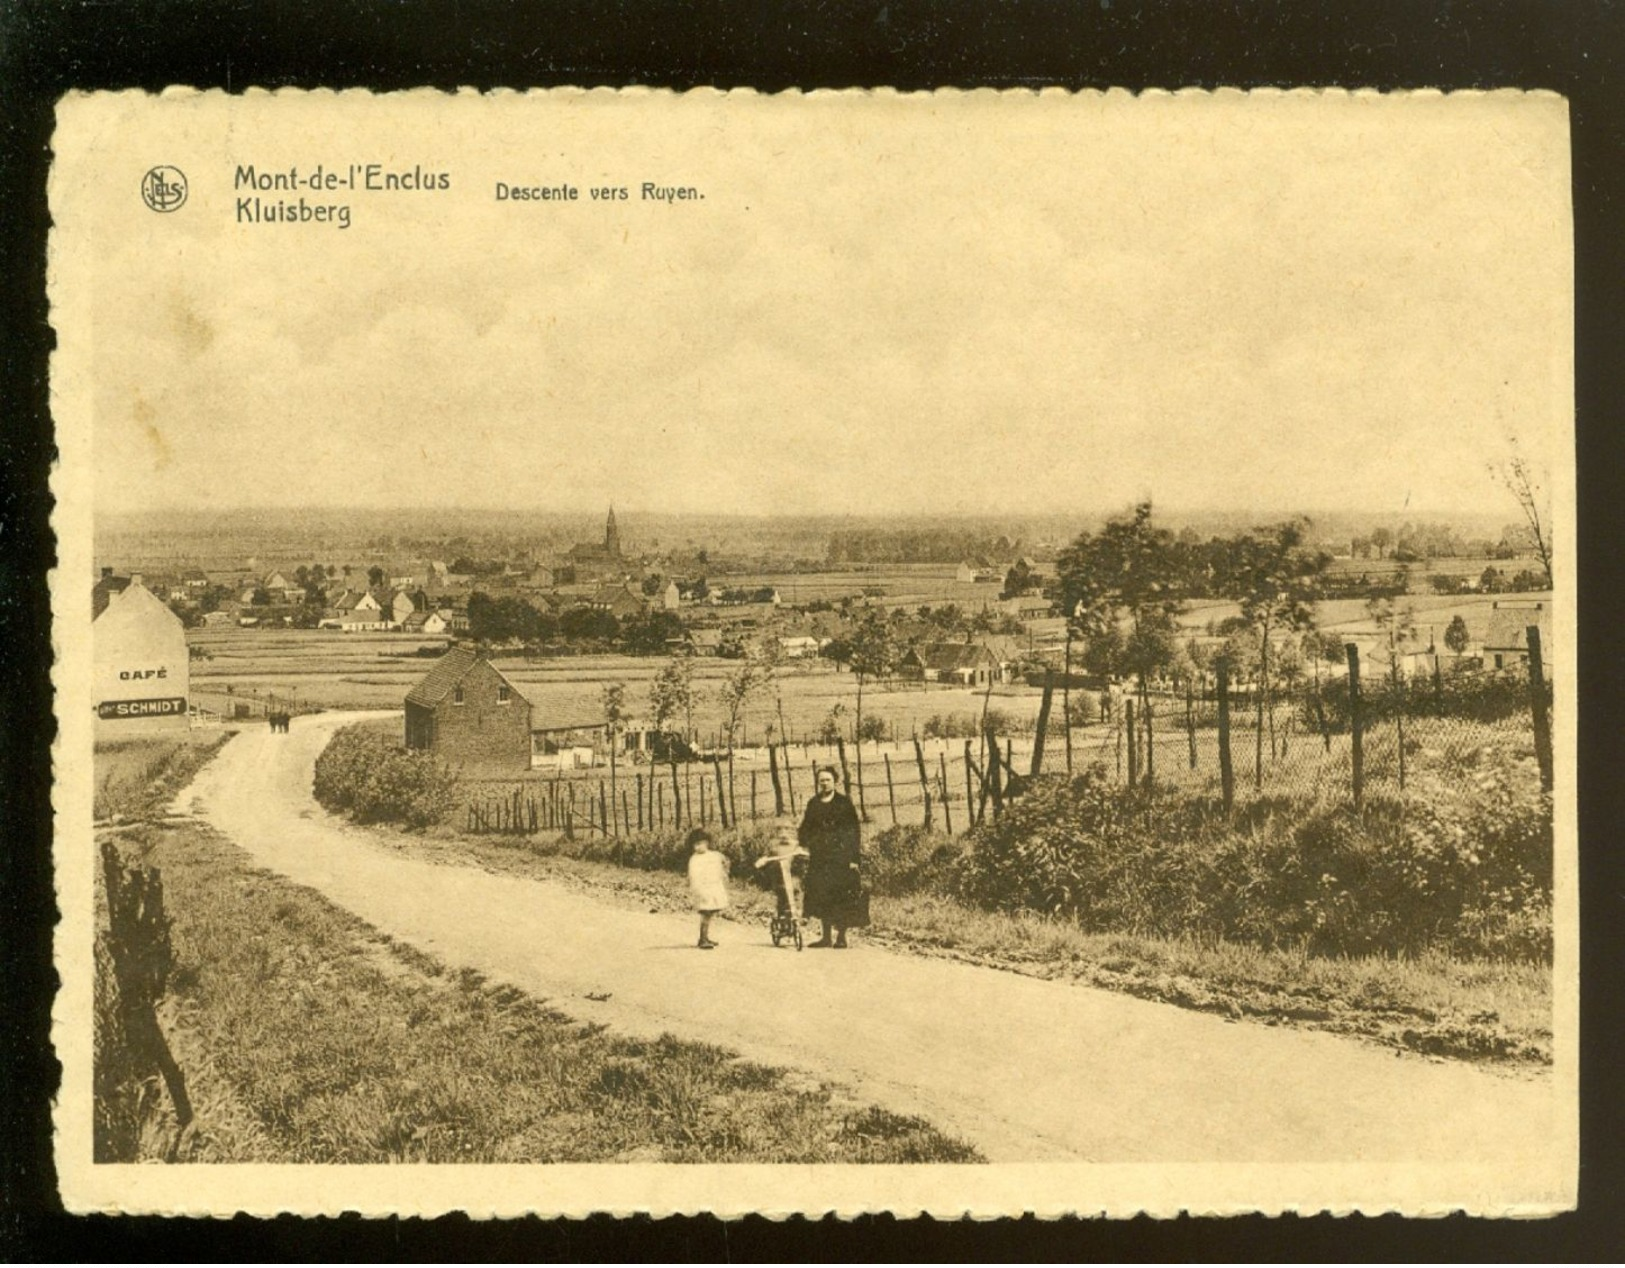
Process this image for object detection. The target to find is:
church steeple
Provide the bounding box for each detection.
[604,506,621,558]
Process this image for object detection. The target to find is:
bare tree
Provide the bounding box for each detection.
[1491,446,1554,588]
[600,682,627,826]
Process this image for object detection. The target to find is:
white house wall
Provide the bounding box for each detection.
[93,583,190,737]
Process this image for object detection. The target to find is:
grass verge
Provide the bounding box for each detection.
[102,821,983,1163]
[374,826,1552,1070]
[94,730,231,821]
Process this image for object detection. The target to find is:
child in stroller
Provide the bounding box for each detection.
[755,823,810,950]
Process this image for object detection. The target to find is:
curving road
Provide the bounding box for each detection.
[178,711,1569,1169]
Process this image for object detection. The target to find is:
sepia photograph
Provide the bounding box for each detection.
[48,86,1576,1218]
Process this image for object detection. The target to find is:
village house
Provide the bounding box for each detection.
[403,646,533,773]
[661,580,682,611]
[1482,601,1553,674]
[586,581,648,620]
[683,628,724,657]
[93,577,190,738]
[777,633,826,659]
[384,588,417,625]
[899,641,1004,687]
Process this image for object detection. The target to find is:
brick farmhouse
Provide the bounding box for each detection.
[403,647,531,773]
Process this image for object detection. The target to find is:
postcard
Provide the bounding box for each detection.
[51,86,1576,1217]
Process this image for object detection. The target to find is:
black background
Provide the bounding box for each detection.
[3,0,1624,1259]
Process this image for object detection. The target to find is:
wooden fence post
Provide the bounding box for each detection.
[883,753,898,825]
[621,789,631,837]
[699,775,709,826]
[100,842,193,1133]
[1186,680,1198,770]
[768,742,785,815]
[963,740,976,823]
[985,722,1004,818]
[782,741,797,814]
[1217,662,1234,814]
[1143,697,1154,786]
[1125,699,1138,790]
[855,737,868,822]
[914,738,933,830]
[636,773,645,831]
[751,769,759,820]
[713,756,730,829]
[1396,672,1407,793]
[1527,625,1554,793]
[1346,643,1364,813]
[1030,671,1054,776]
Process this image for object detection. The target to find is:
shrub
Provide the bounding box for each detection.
[1305,669,1542,732]
[314,725,459,829]
[862,824,961,896]
[949,765,1552,962]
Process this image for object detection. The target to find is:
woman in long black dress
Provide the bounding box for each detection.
[798,765,863,948]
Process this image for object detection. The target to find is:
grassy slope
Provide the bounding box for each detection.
[112,821,982,1164]
[94,731,232,821]
[377,827,1552,1069]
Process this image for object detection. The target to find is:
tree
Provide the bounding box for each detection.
[1491,444,1554,588]
[649,655,694,748]
[1444,614,1471,656]
[558,606,620,644]
[1225,519,1330,781]
[1001,558,1036,600]
[1367,595,1418,687]
[718,643,771,751]
[1054,500,1184,721]
[601,682,627,822]
[619,610,683,656]
[847,610,896,757]
[367,565,386,590]
[649,656,695,824]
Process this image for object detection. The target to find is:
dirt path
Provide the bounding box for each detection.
[179,712,1564,1165]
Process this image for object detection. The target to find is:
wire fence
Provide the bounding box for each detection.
[459,633,1555,840]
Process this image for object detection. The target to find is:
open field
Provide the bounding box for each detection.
[1179,589,1553,643]
[724,564,1002,608]
[184,583,1552,740]
[187,627,1054,740]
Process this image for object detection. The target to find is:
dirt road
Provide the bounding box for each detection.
[179,712,1565,1165]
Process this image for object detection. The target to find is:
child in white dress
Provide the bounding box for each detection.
[685,827,730,950]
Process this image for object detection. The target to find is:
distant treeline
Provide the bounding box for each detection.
[825,529,1020,565]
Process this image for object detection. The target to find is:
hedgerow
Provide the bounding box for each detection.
[313,724,458,829]
[950,762,1551,962]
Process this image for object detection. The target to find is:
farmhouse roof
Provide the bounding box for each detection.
[405,646,527,708]
[909,641,999,672]
[1483,602,1552,653]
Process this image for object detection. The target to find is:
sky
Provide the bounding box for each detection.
[73,90,1572,520]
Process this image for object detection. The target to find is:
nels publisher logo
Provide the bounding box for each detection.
[141,165,188,213]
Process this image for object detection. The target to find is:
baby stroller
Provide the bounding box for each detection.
[756,848,808,951]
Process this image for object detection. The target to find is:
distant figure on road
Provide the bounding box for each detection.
[685,827,730,950]
[799,766,865,949]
